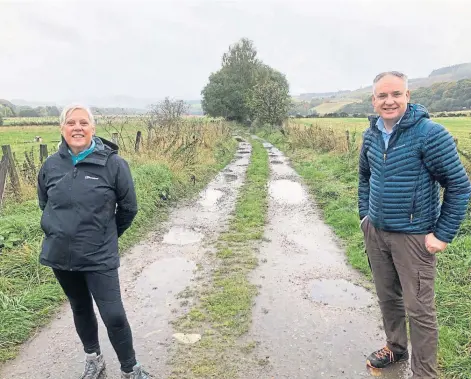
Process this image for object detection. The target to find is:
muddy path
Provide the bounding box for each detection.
[242,140,411,379]
[0,141,252,379]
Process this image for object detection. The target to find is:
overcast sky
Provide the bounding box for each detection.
[1,0,471,105]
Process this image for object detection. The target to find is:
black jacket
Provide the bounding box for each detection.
[37,137,138,271]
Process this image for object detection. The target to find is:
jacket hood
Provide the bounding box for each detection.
[94,136,119,152]
[369,103,430,130]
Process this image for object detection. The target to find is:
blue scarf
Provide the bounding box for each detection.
[68,139,96,165]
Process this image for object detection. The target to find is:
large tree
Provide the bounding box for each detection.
[250,65,291,126]
[202,38,290,126]
[202,38,259,123]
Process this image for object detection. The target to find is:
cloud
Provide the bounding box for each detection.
[0,0,470,104]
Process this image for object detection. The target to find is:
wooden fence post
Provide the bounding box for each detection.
[1,145,21,199]
[135,131,142,152]
[0,155,8,208]
[40,144,49,163]
[111,133,119,146]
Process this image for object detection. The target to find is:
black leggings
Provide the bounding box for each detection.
[53,269,136,373]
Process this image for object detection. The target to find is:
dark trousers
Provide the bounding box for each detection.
[362,218,438,379]
[53,269,136,373]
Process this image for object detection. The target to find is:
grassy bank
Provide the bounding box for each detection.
[291,117,471,152]
[169,139,269,378]
[261,127,471,379]
[0,126,237,363]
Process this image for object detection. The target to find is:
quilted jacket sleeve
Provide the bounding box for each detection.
[423,124,471,243]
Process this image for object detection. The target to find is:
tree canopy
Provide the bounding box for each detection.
[202,38,291,126]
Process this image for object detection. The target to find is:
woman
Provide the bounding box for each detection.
[37,104,150,379]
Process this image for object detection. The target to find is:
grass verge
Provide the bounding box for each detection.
[261,129,471,379]
[168,139,269,378]
[0,136,237,363]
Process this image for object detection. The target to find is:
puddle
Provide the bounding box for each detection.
[162,226,203,245]
[134,257,196,295]
[269,179,306,204]
[198,188,224,207]
[224,173,238,182]
[310,279,373,308]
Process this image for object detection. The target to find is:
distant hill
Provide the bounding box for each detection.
[0,99,16,116]
[429,63,471,80]
[1,97,205,117]
[11,98,57,107]
[339,78,471,115]
[295,63,471,115]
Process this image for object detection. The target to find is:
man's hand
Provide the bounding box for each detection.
[425,233,448,254]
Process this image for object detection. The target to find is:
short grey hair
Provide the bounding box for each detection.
[59,104,95,126]
[373,71,408,93]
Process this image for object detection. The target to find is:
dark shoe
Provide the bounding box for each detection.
[366,346,409,369]
[121,363,152,379]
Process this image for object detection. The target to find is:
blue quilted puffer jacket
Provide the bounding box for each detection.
[358,103,471,243]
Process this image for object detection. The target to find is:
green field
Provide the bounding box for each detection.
[0,124,142,161]
[293,117,471,151]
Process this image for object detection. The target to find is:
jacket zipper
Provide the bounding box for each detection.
[382,127,418,224]
[377,133,386,226]
[68,166,78,270]
[376,127,402,226]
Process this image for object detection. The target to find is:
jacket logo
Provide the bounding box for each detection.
[85,175,99,180]
[393,144,406,150]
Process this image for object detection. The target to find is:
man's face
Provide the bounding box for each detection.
[372,75,410,123]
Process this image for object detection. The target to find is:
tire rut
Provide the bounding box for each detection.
[0,141,252,379]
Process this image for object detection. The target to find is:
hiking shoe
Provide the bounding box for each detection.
[80,352,106,379]
[366,346,409,369]
[121,363,152,379]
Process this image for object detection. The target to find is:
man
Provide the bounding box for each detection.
[358,71,471,378]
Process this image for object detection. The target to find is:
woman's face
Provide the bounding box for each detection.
[61,108,95,154]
